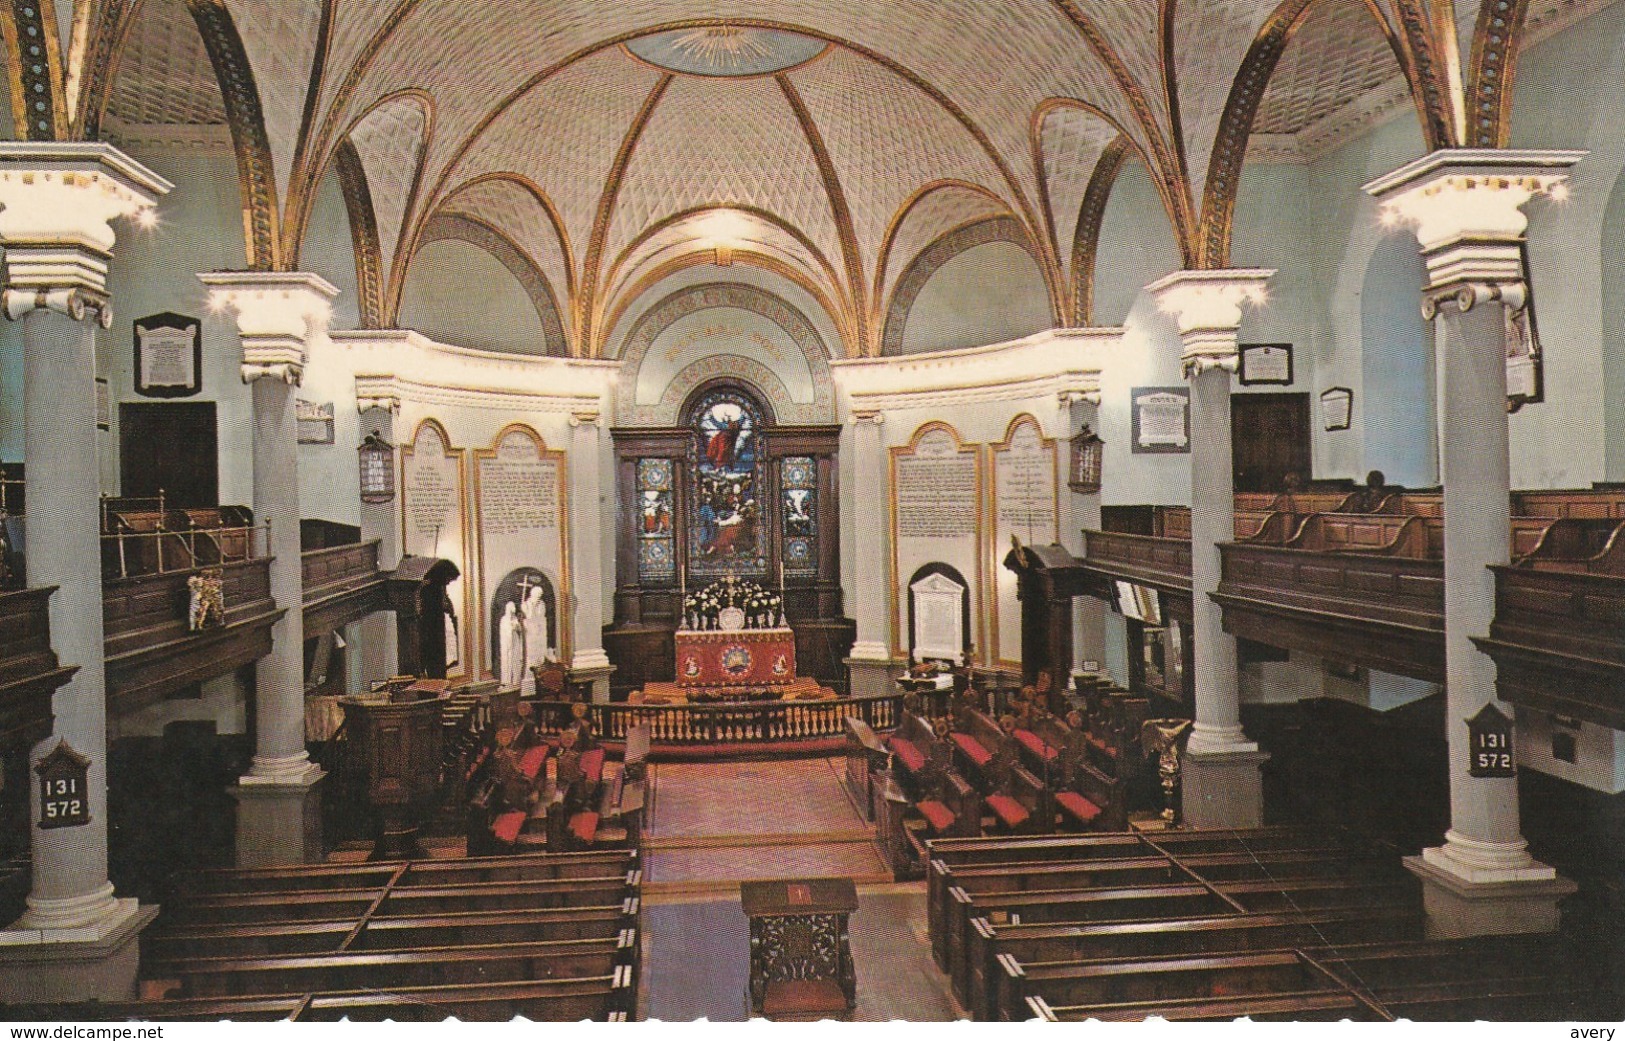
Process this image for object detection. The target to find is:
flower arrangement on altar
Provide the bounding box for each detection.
[682,575,785,631]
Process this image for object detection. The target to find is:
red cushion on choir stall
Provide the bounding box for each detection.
[569,811,600,844]
[951,732,993,767]
[579,748,606,784]
[888,737,926,773]
[1014,729,1059,762]
[1055,790,1102,824]
[517,745,549,779]
[916,799,957,833]
[986,794,1030,829]
[492,811,526,844]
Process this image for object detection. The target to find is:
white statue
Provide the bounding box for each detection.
[499,600,525,689]
[522,583,552,680]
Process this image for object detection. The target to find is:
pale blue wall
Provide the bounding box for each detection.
[1605,171,1625,481]
[895,240,1052,354]
[1360,234,1437,487]
[398,239,548,356]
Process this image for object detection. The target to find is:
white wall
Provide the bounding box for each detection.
[398,239,549,357]
[896,240,1052,355]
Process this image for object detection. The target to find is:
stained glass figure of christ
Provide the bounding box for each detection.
[688,387,767,579]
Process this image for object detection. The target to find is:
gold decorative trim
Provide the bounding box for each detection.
[601,252,853,366]
[880,215,1045,358]
[887,420,986,665]
[72,0,136,139]
[1466,0,1530,148]
[872,178,1016,342]
[338,87,435,308]
[1197,0,1317,270]
[184,0,279,270]
[400,416,474,682]
[986,412,1060,671]
[416,211,568,356]
[577,73,672,357]
[601,202,848,331]
[617,36,833,81]
[279,0,334,262]
[5,0,68,139]
[332,138,383,327]
[1389,0,1462,149]
[471,422,572,679]
[424,171,576,302]
[776,72,869,355]
[1072,136,1132,326]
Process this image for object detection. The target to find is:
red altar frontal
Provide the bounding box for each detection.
[675,628,797,688]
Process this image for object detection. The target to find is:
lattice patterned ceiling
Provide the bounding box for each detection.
[96,0,1620,353]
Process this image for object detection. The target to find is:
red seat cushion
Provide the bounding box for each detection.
[986,794,1030,830]
[951,732,993,767]
[1055,790,1102,824]
[569,811,600,844]
[1014,729,1059,762]
[491,810,526,844]
[887,736,926,773]
[579,748,605,784]
[517,745,548,780]
[916,799,956,833]
[762,978,849,1018]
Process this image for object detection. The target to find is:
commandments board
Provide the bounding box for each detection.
[891,423,982,662]
[475,426,569,693]
[402,419,471,678]
[989,415,1059,667]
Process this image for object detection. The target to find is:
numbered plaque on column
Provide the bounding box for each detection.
[1467,704,1516,778]
[36,741,91,829]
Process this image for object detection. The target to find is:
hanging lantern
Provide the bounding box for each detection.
[1069,426,1104,494]
[358,431,396,504]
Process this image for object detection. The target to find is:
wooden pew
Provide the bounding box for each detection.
[1284,513,1430,557]
[967,904,1426,1020]
[983,764,1052,836]
[948,706,1016,789]
[1514,517,1625,575]
[885,709,951,794]
[148,935,632,1000]
[843,715,889,820]
[296,975,636,1022]
[1514,488,1625,521]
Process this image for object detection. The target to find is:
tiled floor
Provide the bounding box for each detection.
[639,755,960,1021]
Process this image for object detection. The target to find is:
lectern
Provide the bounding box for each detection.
[741,877,858,1021]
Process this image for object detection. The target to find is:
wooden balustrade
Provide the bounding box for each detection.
[1081,530,1192,594]
[527,693,902,748]
[301,540,386,635]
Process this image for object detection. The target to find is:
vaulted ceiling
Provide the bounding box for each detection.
[20,0,1615,355]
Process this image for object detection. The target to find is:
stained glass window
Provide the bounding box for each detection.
[636,457,676,584]
[687,387,766,580]
[782,456,817,577]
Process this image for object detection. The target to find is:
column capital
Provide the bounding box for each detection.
[0,143,170,325]
[1363,149,1584,301]
[354,375,401,415]
[850,408,885,426]
[1058,388,1101,407]
[1146,268,1274,379]
[568,409,602,428]
[200,271,339,385]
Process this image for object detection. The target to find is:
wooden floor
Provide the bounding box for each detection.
[639,756,959,1021]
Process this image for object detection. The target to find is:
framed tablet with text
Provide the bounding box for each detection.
[1130,386,1190,454]
[1238,343,1293,386]
[134,312,202,398]
[1320,386,1353,431]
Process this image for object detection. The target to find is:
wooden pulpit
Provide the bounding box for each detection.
[339,683,445,859]
[741,877,859,1021]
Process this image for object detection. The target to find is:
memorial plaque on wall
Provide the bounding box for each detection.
[402,419,470,678]
[891,423,983,662]
[475,425,569,693]
[1131,387,1190,453]
[134,312,202,398]
[989,414,1058,668]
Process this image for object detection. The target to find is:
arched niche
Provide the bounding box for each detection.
[614,282,835,426]
[882,216,1051,356]
[1360,233,1438,487]
[397,237,552,356]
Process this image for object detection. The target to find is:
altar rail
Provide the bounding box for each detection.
[528,693,903,751]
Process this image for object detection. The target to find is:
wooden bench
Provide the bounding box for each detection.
[1284,512,1430,557]
[1514,488,1625,521]
[1514,517,1625,575]
[983,764,1051,836]
[885,709,950,793]
[843,715,889,820]
[949,706,1016,789]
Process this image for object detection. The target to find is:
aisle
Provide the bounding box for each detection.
[638,756,958,1021]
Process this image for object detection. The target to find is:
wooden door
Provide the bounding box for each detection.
[119,402,218,507]
[1231,393,1310,494]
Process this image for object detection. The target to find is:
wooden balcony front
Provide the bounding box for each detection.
[301,540,386,636]
[103,558,282,713]
[1080,529,1191,599]
[0,586,72,751]
[1213,543,1444,682]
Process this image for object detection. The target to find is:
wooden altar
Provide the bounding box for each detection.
[741,877,858,1021]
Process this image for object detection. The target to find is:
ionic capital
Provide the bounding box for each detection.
[569,409,602,429]
[200,271,339,389]
[850,408,885,426]
[1146,268,1273,381]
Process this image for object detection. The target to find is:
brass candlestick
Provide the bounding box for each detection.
[1140,718,1193,827]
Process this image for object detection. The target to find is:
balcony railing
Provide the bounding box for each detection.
[101,520,269,581]
[527,692,903,748]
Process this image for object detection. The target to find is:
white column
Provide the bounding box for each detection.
[0,144,168,996]
[568,409,613,702]
[356,398,400,683]
[845,408,899,696]
[200,272,337,788]
[1366,149,1582,889]
[1147,269,1273,827]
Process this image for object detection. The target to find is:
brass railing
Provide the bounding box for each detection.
[527,692,904,746]
[102,520,270,581]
